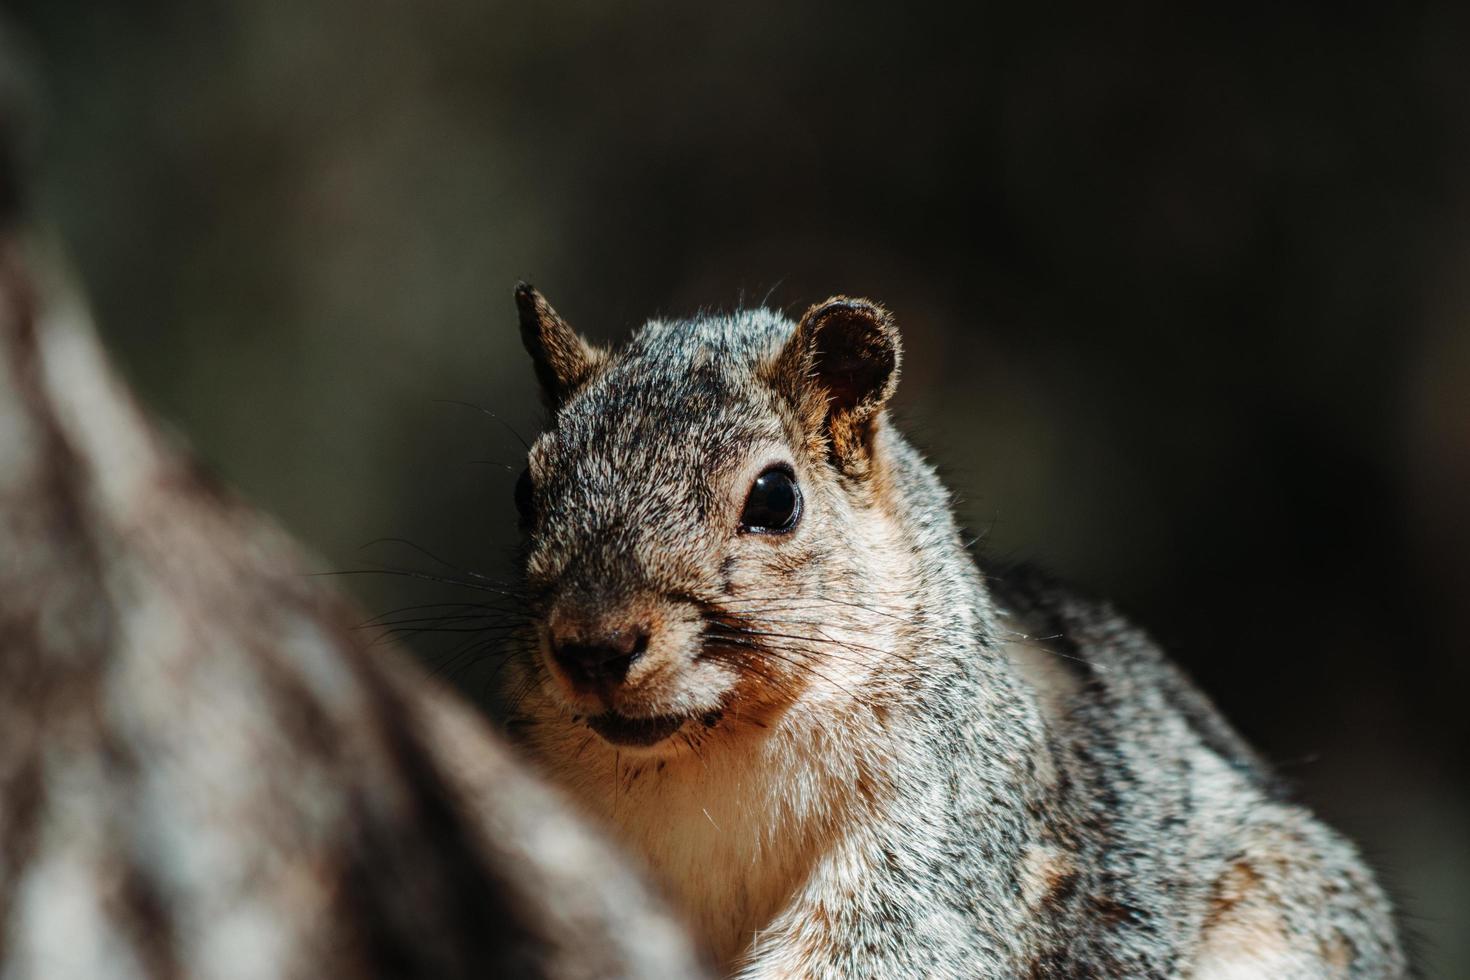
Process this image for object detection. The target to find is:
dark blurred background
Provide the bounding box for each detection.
[3,2,1466,973]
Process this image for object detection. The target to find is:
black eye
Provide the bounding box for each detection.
[740,466,801,533]
[514,467,535,528]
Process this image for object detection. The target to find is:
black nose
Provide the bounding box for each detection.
[551,627,649,695]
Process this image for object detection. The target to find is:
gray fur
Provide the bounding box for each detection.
[507,291,1407,978]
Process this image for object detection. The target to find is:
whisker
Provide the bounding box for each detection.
[703,616,921,665]
[717,593,912,623]
[318,566,530,599]
[702,624,930,684]
[701,636,870,702]
[433,398,532,449]
[361,601,523,626]
[355,538,503,584]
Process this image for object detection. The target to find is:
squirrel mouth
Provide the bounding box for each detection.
[586,711,688,747]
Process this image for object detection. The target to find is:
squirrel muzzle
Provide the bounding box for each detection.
[548,619,651,699]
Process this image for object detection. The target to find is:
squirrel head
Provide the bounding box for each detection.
[513,284,904,752]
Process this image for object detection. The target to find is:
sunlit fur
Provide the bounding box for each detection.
[504,297,1407,978]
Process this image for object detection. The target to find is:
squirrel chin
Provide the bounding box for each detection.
[585,711,691,748]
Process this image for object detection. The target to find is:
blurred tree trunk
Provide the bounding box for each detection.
[0,87,701,980]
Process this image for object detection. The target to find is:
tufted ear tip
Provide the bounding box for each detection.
[514,283,600,410]
[513,282,553,336]
[806,296,892,324]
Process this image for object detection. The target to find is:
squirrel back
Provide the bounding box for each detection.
[505,288,1407,978]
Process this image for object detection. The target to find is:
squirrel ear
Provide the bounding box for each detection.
[515,283,602,409]
[775,296,902,472]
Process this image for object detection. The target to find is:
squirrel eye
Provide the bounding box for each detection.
[740,466,801,534]
[514,467,535,527]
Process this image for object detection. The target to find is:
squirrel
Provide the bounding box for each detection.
[502,284,1408,978]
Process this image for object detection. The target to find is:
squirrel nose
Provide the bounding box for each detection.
[550,626,649,695]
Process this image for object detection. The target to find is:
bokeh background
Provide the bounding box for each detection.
[3,2,1467,973]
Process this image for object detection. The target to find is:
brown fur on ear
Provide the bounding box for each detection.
[774,296,902,473]
[515,283,603,409]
